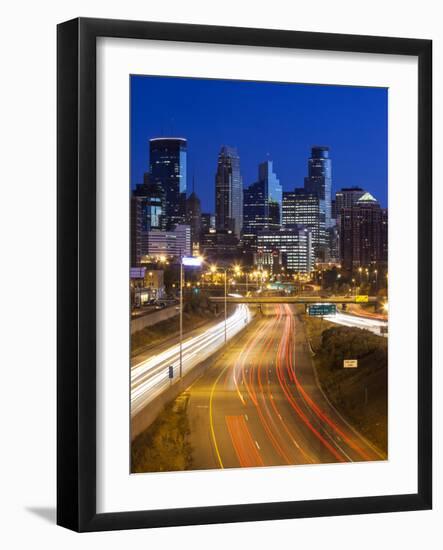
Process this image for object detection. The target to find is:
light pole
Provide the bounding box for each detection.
[179,260,183,378]
[211,264,230,343]
[224,268,227,343]
[179,256,203,379]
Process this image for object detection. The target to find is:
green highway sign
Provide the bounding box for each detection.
[308,304,337,316]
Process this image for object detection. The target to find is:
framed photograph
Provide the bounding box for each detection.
[57,17,432,532]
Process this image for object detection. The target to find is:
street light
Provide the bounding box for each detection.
[210,264,241,343]
[179,255,204,378]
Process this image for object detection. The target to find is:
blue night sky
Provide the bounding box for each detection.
[130,76,388,211]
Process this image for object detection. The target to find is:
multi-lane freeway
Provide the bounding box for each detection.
[185,304,385,469]
[131,305,251,417]
[325,310,388,337]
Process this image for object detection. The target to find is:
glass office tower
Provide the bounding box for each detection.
[304,146,332,229]
[282,188,326,259]
[258,160,283,223]
[149,137,187,229]
[215,146,243,238]
[130,179,165,266]
[243,160,282,250]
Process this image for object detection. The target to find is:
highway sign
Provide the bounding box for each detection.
[355,295,369,303]
[343,359,358,368]
[308,304,336,316]
[168,365,174,379]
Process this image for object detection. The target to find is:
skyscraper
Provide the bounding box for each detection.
[339,192,388,270]
[334,186,366,224]
[130,179,165,266]
[149,137,187,229]
[185,191,202,253]
[304,146,332,229]
[200,212,216,237]
[243,160,282,249]
[215,146,243,238]
[282,188,326,259]
[258,160,282,222]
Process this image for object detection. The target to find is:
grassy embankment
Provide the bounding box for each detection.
[132,393,192,473]
[304,312,388,454]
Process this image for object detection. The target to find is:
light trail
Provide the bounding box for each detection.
[207,304,384,468]
[281,304,370,461]
[131,305,251,417]
[324,310,388,337]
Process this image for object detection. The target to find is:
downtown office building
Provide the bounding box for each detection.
[334,186,366,223]
[215,146,243,238]
[149,137,187,229]
[130,179,164,266]
[282,188,327,260]
[339,192,388,270]
[243,160,283,250]
[144,224,191,260]
[304,146,332,230]
[257,226,314,273]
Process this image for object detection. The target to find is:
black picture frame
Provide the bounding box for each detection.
[57,17,432,532]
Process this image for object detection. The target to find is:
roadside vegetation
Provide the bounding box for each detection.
[131,394,193,473]
[304,314,388,454]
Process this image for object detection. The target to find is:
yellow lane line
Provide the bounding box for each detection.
[209,319,264,469]
[209,361,231,469]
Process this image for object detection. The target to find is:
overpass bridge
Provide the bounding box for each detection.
[209,295,378,305]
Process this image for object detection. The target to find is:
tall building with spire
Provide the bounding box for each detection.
[215,146,243,238]
[149,137,187,229]
[304,146,332,229]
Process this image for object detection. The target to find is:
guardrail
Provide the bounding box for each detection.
[208,296,378,304]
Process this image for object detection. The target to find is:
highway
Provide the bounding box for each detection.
[131,305,251,417]
[186,304,385,469]
[324,310,388,337]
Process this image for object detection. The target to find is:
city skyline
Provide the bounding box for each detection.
[129,75,389,475]
[130,76,388,211]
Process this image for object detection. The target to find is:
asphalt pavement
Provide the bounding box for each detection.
[186,304,386,469]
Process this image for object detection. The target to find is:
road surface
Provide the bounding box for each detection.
[186,304,385,469]
[131,305,251,417]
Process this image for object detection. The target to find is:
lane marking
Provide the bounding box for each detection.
[209,363,231,469]
[255,440,261,450]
